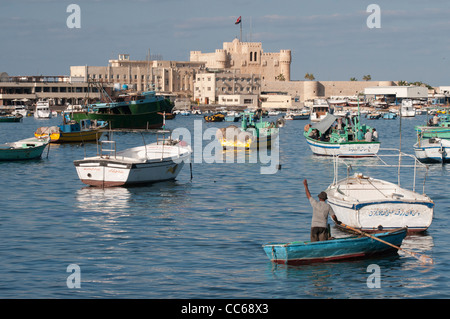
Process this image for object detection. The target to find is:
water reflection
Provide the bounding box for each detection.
[75,181,192,215]
[76,186,132,214]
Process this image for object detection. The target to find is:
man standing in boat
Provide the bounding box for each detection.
[303,179,341,242]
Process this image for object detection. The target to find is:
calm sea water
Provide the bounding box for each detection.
[0,112,449,300]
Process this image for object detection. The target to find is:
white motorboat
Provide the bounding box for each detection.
[326,151,434,233]
[34,100,52,119]
[400,99,415,117]
[12,105,29,117]
[414,137,450,163]
[74,135,192,187]
[284,109,309,120]
[310,99,330,122]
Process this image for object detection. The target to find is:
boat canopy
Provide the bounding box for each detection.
[311,114,337,134]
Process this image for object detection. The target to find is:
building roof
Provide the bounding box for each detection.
[364,86,428,98]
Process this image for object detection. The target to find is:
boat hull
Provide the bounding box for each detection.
[326,177,434,233]
[263,228,407,265]
[305,137,380,157]
[0,115,23,122]
[70,111,164,130]
[35,130,103,143]
[74,158,186,187]
[68,94,174,129]
[414,139,450,163]
[0,138,48,161]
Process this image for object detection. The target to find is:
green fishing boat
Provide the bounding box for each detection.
[217,111,281,149]
[415,109,450,139]
[67,91,174,129]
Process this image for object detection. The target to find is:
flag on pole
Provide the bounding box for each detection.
[235,16,241,24]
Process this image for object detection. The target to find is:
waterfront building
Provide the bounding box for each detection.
[0,73,110,109]
[364,86,429,104]
[193,71,260,105]
[70,54,205,98]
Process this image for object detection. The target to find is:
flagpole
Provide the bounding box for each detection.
[240,19,242,42]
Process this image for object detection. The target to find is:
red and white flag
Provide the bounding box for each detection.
[235,16,241,24]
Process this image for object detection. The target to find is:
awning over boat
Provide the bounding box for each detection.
[311,114,337,134]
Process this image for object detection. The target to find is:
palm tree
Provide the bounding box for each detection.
[362,75,371,81]
[275,73,286,81]
[350,77,357,81]
[304,73,315,81]
[397,80,409,86]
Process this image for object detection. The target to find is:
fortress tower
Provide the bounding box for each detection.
[190,39,291,81]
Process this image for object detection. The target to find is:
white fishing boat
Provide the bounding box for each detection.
[414,136,450,163]
[326,151,434,233]
[34,100,52,119]
[400,99,415,117]
[310,99,331,122]
[304,114,380,157]
[74,134,192,187]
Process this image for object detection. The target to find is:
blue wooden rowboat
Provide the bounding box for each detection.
[262,228,407,265]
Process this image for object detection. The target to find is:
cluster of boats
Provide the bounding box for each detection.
[263,102,442,265]
[2,91,445,266]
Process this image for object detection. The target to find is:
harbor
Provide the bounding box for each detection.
[0,111,447,298]
[3,0,450,303]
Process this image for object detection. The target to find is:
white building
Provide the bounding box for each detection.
[194,71,261,105]
[364,86,428,99]
[217,94,258,108]
[259,92,300,110]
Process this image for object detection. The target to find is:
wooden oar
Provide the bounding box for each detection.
[340,223,434,265]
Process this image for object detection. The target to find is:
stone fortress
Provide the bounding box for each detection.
[190,38,291,82]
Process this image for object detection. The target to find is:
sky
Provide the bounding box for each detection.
[1,0,449,86]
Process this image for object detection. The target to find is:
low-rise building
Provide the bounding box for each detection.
[194,71,261,105]
[0,73,110,108]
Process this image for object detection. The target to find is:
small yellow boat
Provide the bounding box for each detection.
[35,119,106,143]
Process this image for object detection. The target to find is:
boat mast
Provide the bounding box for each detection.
[398,99,402,186]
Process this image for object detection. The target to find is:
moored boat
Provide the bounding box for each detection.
[12,105,30,117]
[73,135,192,187]
[400,99,416,117]
[303,113,380,157]
[310,99,330,122]
[262,228,407,265]
[217,111,280,149]
[415,111,450,139]
[34,119,107,143]
[284,109,310,120]
[67,91,173,129]
[414,136,450,163]
[204,113,225,122]
[0,113,23,122]
[0,137,49,161]
[382,112,397,120]
[34,100,53,119]
[326,151,434,233]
